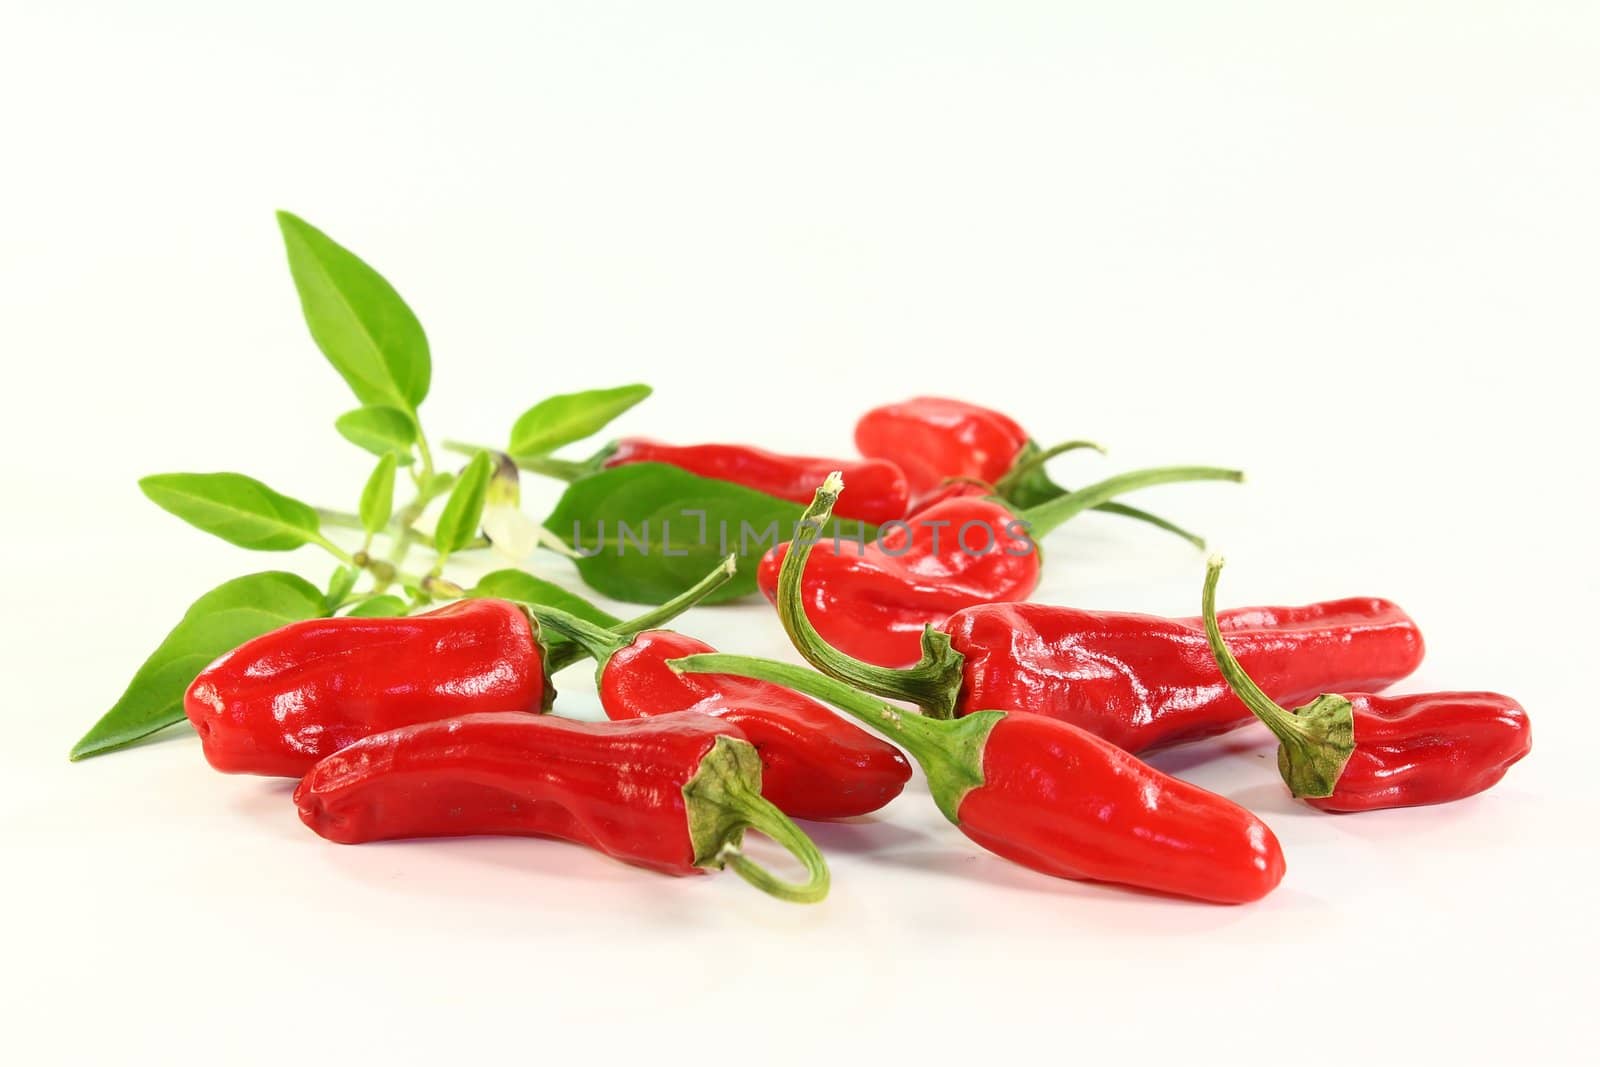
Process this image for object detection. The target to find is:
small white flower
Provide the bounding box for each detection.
[482,504,540,562]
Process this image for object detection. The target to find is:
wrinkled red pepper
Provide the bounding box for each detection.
[185,598,550,777]
[186,558,737,778]
[769,475,1425,755]
[1202,559,1530,811]
[603,437,909,525]
[534,608,912,821]
[758,465,1244,666]
[669,655,1284,904]
[294,711,829,902]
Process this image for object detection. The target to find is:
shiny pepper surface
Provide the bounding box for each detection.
[855,397,1030,505]
[945,597,1425,752]
[1306,692,1530,811]
[294,711,829,902]
[603,437,909,526]
[185,598,548,777]
[758,465,1243,667]
[596,630,911,820]
[674,655,1284,904]
[1201,559,1529,811]
[766,475,1424,764]
[758,495,1036,666]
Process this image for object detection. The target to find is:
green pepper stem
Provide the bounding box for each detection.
[533,554,738,674]
[1201,557,1356,799]
[715,787,832,904]
[670,652,1001,826]
[1019,466,1244,539]
[773,474,967,719]
[992,439,1104,498]
[682,735,829,903]
[1092,501,1206,550]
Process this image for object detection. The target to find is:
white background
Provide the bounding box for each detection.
[4,3,1596,1064]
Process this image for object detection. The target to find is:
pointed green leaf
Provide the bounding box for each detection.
[359,453,398,534]
[509,384,652,457]
[433,451,493,556]
[140,472,321,551]
[70,572,327,760]
[335,405,416,463]
[543,463,874,605]
[277,211,431,410]
[325,565,359,610]
[344,595,409,618]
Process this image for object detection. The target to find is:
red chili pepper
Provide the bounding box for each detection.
[757,465,1244,666]
[185,599,550,777]
[602,437,909,525]
[533,608,912,820]
[1201,559,1530,811]
[186,558,737,778]
[669,656,1284,904]
[855,397,1032,503]
[294,711,830,902]
[854,397,1206,547]
[767,475,1425,755]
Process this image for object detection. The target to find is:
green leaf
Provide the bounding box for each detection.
[277,211,431,411]
[433,451,493,556]
[325,565,359,609]
[70,572,327,760]
[335,405,416,464]
[509,384,651,457]
[344,595,409,618]
[360,453,398,534]
[140,472,321,551]
[471,570,622,630]
[543,463,873,605]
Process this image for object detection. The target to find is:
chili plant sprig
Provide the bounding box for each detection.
[72,213,662,762]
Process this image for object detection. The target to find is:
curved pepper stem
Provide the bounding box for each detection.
[997,441,1209,548]
[537,554,738,674]
[1019,465,1244,539]
[775,474,967,719]
[992,439,1105,501]
[672,653,1001,826]
[682,735,830,904]
[1091,502,1207,550]
[1202,557,1357,798]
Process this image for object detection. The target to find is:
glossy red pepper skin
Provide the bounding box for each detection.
[185,599,547,777]
[603,437,909,525]
[598,630,911,821]
[855,397,1029,507]
[757,496,1038,666]
[946,599,1425,752]
[1298,692,1530,812]
[295,712,736,874]
[671,653,1285,904]
[958,714,1284,903]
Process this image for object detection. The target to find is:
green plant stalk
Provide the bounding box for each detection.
[671,651,1001,825]
[1019,465,1244,539]
[1201,557,1356,798]
[442,439,603,482]
[537,554,738,673]
[774,473,968,718]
